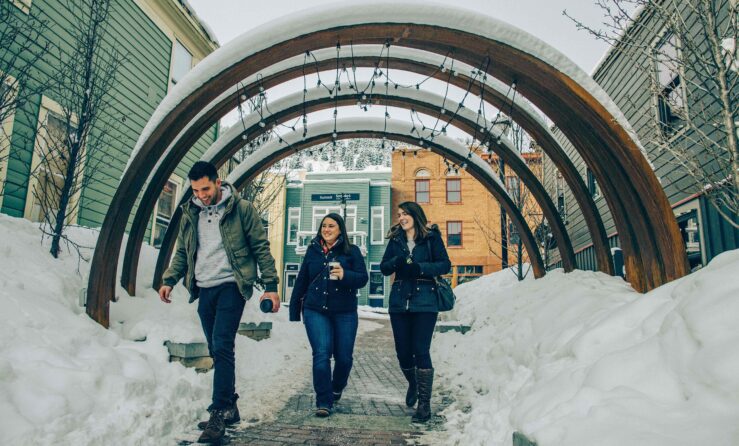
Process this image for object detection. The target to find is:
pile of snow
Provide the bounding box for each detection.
[435,250,739,445]
[0,214,310,445]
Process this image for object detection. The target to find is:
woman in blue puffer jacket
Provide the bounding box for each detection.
[381,201,451,423]
[289,213,368,418]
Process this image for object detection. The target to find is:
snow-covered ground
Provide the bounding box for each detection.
[2,212,738,446]
[436,252,739,445]
[0,214,311,445]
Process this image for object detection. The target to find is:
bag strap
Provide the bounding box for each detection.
[426,237,444,285]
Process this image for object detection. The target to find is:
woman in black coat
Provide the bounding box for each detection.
[289,213,368,417]
[380,201,451,423]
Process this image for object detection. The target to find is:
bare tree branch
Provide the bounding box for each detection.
[566,0,738,228]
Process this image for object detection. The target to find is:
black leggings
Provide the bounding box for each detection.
[389,312,438,369]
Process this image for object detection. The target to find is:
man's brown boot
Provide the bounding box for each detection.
[197,409,225,444]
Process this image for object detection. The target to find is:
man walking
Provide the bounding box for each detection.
[159,161,279,444]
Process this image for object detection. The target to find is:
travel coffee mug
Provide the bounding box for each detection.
[260,298,273,313]
[329,261,340,280]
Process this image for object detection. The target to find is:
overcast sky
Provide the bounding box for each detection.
[187,0,610,73]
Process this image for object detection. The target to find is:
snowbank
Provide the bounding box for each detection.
[0,214,310,445]
[435,250,739,445]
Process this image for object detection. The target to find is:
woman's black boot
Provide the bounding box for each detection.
[401,367,418,407]
[412,368,433,423]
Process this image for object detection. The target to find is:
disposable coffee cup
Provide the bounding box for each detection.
[329,261,340,280]
[260,298,273,313]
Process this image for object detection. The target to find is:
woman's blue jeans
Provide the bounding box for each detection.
[303,308,359,409]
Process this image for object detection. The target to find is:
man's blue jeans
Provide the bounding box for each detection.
[303,308,359,409]
[197,282,245,410]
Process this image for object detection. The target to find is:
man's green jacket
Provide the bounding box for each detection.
[162,182,279,303]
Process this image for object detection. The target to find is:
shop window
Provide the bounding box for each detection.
[456,265,483,285]
[369,263,384,296]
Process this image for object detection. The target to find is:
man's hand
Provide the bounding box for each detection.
[260,291,280,313]
[159,285,173,303]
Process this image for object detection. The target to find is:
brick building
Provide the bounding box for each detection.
[390,147,504,286]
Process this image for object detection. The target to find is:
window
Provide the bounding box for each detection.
[655,32,686,137]
[415,168,430,203]
[312,206,356,232]
[446,178,461,203]
[26,101,82,225]
[260,210,270,239]
[456,265,483,285]
[171,40,193,86]
[555,171,567,223]
[587,168,601,199]
[676,208,704,271]
[287,207,300,244]
[371,206,384,244]
[447,221,462,247]
[10,0,32,14]
[0,78,17,207]
[415,180,430,203]
[369,263,384,296]
[505,175,521,203]
[152,179,180,248]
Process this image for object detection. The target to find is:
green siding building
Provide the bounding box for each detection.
[543,4,738,274]
[0,0,218,243]
[282,169,393,307]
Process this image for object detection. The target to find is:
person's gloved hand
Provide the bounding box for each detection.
[392,255,407,269]
[399,259,421,278]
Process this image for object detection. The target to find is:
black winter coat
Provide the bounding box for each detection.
[380,226,452,313]
[289,237,369,321]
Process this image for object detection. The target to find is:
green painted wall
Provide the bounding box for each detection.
[0,0,218,231]
[282,171,393,307]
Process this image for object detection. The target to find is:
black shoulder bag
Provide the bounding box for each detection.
[427,238,455,312]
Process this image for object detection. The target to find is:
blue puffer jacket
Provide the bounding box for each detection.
[380,225,451,313]
[289,237,369,321]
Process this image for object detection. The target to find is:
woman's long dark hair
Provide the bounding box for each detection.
[386,201,430,242]
[315,213,351,255]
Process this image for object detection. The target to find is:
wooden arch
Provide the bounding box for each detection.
[120,46,615,298]
[87,5,687,327]
[147,82,575,289]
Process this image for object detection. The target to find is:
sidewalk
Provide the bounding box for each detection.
[226,318,449,446]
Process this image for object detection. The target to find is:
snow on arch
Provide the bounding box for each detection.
[126,2,646,173]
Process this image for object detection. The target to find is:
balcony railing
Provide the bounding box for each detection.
[295,230,367,256]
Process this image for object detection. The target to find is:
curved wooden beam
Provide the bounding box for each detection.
[88,6,687,327]
[150,82,574,288]
[123,46,612,296]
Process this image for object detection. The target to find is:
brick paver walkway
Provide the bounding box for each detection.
[179,318,449,445]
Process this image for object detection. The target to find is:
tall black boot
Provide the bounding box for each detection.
[412,368,433,423]
[401,367,418,407]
